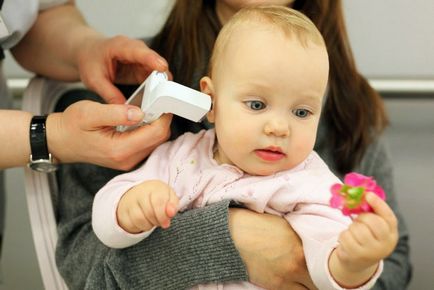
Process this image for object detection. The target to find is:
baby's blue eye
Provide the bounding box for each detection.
[246,100,266,110]
[293,108,311,118]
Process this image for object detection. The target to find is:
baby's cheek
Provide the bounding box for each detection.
[297,131,316,150]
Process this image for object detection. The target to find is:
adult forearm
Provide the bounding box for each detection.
[0,110,33,168]
[98,200,247,289]
[229,208,315,289]
[0,110,73,169]
[11,1,103,81]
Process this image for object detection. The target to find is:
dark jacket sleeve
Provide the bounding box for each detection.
[357,137,412,290]
[55,163,248,290]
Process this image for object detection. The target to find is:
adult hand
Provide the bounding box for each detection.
[77,35,168,104]
[229,208,316,290]
[46,100,172,170]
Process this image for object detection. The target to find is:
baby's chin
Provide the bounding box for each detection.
[243,166,287,176]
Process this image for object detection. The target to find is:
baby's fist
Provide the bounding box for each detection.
[117,180,179,233]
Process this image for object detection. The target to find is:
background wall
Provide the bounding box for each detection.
[1,1,433,290]
[343,0,434,78]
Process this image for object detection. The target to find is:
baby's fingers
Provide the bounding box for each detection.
[366,192,397,231]
[128,205,155,232]
[166,189,180,218]
[149,187,178,229]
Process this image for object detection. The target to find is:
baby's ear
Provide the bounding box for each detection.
[200,76,214,95]
[200,76,216,123]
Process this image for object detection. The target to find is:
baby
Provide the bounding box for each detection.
[92,6,398,290]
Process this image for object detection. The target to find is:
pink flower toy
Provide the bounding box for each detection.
[330,172,386,216]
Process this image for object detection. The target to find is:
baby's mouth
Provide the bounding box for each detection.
[254,147,286,161]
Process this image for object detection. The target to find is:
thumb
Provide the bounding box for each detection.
[78,101,144,128]
[366,192,397,229]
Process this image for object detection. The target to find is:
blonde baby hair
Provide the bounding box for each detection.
[209,5,326,75]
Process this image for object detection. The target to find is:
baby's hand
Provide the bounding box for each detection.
[336,192,398,272]
[117,180,179,234]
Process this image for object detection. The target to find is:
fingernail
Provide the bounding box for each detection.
[162,220,170,229]
[157,58,168,69]
[127,108,144,121]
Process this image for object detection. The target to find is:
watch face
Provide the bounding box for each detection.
[29,160,58,173]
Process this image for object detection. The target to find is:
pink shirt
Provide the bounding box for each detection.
[93,129,382,290]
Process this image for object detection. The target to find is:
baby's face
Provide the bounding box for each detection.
[202,25,329,176]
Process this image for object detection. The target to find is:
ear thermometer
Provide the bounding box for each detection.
[117,71,211,132]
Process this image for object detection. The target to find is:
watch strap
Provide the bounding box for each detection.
[29,115,50,161]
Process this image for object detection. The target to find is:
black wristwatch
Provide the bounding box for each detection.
[28,115,58,173]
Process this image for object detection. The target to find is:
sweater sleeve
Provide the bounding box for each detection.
[56,163,248,290]
[357,136,412,290]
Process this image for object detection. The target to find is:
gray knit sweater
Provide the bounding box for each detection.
[54,111,411,289]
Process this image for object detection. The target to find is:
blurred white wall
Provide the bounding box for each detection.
[75,0,174,38]
[343,0,434,78]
